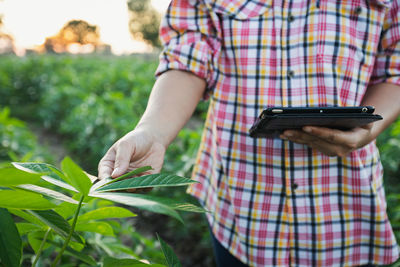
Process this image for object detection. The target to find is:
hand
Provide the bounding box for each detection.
[98,129,166,180]
[280,124,375,157]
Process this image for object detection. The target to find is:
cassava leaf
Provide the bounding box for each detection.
[75,221,114,236]
[110,194,206,213]
[17,184,79,204]
[28,210,82,243]
[157,233,182,267]
[0,189,57,210]
[12,162,78,192]
[103,256,164,267]
[15,222,42,235]
[0,167,41,186]
[8,209,45,226]
[0,208,22,267]
[27,231,51,254]
[47,240,96,265]
[12,162,59,174]
[90,192,183,223]
[77,206,136,221]
[100,166,153,187]
[41,175,78,192]
[61,157,92,196]
[95,173,196,193]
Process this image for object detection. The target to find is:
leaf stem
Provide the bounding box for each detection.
[32,228,51,267]
[50,195,84,267]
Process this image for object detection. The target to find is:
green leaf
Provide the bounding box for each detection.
[112,194,206,213]
[27,231,51,254]
[75,221,114,236]
[68,240,85,252]
[12,162,59,174]
[0,189,57,210]
[90,192,183,223]
[157,234,182,267]
[0,208,22,267]
[54,202,79,219]
[103,257,166,267]
[78,207,136,221]
[17,184,79,204]
[101,166,153,186]
[47,240,96,265]
[103,257,153,267]
[28,210,82,243]
[61,157,92,196]
[41,174,78,193]
[95,173,196,193]
[168,203,207,213]
[0,167,41,186]
[16,222,42,235]
[8,209,45,226]
[12,162,78,192]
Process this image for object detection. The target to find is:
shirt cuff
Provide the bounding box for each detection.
[155,36,218,100]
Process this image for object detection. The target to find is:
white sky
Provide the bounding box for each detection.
[0,0,170,54]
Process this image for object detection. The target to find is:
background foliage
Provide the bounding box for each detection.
[0,54,212,266]
[0,54,399,266]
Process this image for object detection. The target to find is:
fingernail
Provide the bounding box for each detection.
[111,168,119,177]
[303,127,312,133]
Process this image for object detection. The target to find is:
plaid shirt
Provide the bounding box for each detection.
[156,0,400,266]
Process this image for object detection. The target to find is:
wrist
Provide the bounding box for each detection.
[134,122,170,149]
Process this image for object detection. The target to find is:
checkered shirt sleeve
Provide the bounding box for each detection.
[155,0,221,97]
[370,0,400,86]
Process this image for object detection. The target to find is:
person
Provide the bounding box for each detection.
[98,0,400,266]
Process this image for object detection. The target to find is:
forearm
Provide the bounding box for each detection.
[361,82,400,140]
[135,70,206,147]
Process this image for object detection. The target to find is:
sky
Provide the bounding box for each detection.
[0,0,170,55]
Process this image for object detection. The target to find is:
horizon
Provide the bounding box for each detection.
[0,0,170,55]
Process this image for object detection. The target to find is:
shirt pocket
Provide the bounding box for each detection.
[317,0,390,69]
[204,0,271,20]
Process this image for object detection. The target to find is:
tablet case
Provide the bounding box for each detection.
[249,108,383,138]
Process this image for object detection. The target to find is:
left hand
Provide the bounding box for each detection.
[280,124,374,157]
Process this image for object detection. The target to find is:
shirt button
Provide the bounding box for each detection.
[288,14,295,22]
[354,6,362,15]
[292,183,299,191]
[288,70,295,79]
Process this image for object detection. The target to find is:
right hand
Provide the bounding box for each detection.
[98,129,166,180]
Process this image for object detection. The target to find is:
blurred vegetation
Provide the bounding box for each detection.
[44,20,105,54]
[0,54,212,266]
[0,54,399,266]
[0,5,15,55]
[127,0,161,48]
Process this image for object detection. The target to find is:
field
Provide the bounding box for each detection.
[0,54,399,266]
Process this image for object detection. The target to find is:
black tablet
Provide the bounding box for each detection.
[249,106,382,138]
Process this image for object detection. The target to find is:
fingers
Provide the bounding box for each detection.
[98,138,135,179]
[280,127,365,157]
[302,126,357,148]
[112,140,135,178]
[98,147,116,180]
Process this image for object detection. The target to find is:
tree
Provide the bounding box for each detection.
[0,12,15,54]
[43,20,101,53]
[127,0,161,48]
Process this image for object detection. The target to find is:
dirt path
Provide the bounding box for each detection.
[29,124,68,164]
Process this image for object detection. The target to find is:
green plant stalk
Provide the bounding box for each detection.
[50,195,84,267]
[32,228,51,267]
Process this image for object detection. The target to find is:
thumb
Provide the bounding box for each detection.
[112,142,134,178]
